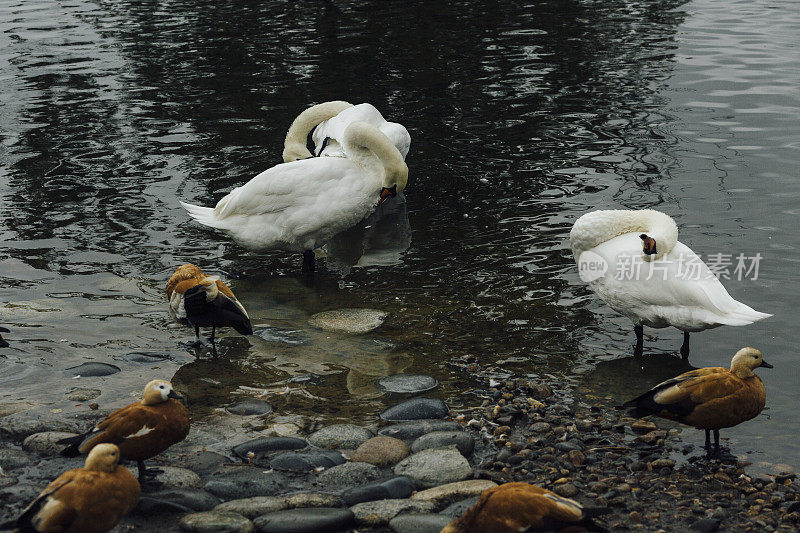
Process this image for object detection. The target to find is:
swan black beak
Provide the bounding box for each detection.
[378,185,397,206]
[759,360,773,369]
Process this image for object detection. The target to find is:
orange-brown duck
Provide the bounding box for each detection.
[441,482,608,532]
[622,347,771,455]
[4,444,139,533]
[59,380,190,481]
[166,263,252,346]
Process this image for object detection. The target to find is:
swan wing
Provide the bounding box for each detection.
[313,103,410,160]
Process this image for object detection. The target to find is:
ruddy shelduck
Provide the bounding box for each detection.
[60,380,190,480]
[441,482,609,532]
[166,263,252,346]
[622,347,771,455]
[4,444,139,533]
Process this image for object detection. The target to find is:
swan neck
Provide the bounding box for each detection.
[570,209,678,260]
[342,122,408,192]
[283,101,353,162]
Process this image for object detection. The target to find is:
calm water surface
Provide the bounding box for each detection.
[1,0,798,469]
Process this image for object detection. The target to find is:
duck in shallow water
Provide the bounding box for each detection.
[621,347,771,456]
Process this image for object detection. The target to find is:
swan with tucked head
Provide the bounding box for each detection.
[181,121,408,273]
[283,101,411,163]
[570,209,770,356]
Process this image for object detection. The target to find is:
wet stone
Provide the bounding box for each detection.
[0,448,30,470]
[440,496,480,518]
[377,374,438,394]
[252,326,311,346]
[411,431,474,457]
[0,410,77,438]
[215,496,287,519]
[379,420,462,441]
[689,518,722,532]
[181,450,229,477]
[67,387,101,401]
[233,437,308,459]
[22,432,79,455]
[179,511,254,533]
[380,398,450,422]
[317,462,382,487]
[308,308,388,335]
[227,399,274,416]
[268,451,345,472]
[121,351,175,363]
[389,513,453,533]
[342,476,418,506]
[254,508,354,533]
[351,498,436,527]
[411,480,497,511]
[141,466,202,489]
[351,436,410,467]
[145,489,220,511]
[204,466,286,500]
[308,424,373,450]
[62,362,120,377]
[393,448,473,488]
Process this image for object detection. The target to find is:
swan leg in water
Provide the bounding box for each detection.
[680,331,690,359]
[634,325,644,357]
[302,250,315,275]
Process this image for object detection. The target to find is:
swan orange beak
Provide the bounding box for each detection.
[377,185,397,206]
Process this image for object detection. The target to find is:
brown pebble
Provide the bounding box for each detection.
[552,483,579,497]
[88,403,99,410]
[629,511,643,522]
[631,419,658,434]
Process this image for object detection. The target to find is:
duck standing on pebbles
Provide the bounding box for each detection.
[166,264,252,347]
[621,347,771,456]
[58,380,190,483]
[1,444,139,533]
[441,482,609,532]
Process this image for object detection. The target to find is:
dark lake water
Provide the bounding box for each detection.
[1,0,797,471]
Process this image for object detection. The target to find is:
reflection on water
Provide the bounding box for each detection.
[0,0,797,468]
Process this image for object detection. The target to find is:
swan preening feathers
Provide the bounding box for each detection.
[181,121,408,271]
[570,209,770,356]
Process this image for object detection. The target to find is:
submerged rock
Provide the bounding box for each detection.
[268,451,345,472]
[389,513,452,533]
[440,496,480,518]
[121,351,176,363]
[380,399,449,422]
[179,511,254,533]
[377,374,438,394]
[204,467,286,500]
[350,436,410,467]
[232,437,308,459]
[254,508,354,533]
[378,420,462,441]
[63,362,120,377]
[342,477,417,506]
[351,498,435,527]
[308,424,373,450]
[393,448,472,488]
[308,308,388,335]
[317,462,382,487]
[411,431,474,457]
[226,399,274,416]
[252,326,311,346]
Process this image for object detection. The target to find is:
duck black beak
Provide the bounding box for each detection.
[758,360,773,369]
[378,185,397,206]
[168,390,184,399]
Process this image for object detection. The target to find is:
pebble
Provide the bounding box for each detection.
[308,308,388,334]
[143,466,203,489]
[440,496,480,518]
[378,420,462,441]
[179,511,254,533]
[22,431,78,455]
[651,459,675,469]
[552,483,579,497]
[411,431,474,457]
[145,489,220,511]
[342,476,418,506]
[62,362,120,377]
[380,398,450,421]
[67,387,101,401]
[389,513,452,533]
[393,447,473,488]
[317,462,382,486]
[307,424,373,450]
[350,436,410,467]
[631,420,658,434]
[227,399,274,416]
[376,374,438,394]
[410,480,497,511]
[268,451,345,472]
[232,437,308,459]
[531,422,551,433]
[121,351,176,363]
[254,508,354,533]
[350,498,436,527]
[689,518,722,532]
[203,466,286,500]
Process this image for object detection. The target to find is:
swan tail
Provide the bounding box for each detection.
[714,305,771,326]
[180,201,220,228]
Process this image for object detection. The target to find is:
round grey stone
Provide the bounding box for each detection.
[227,399,274,416]
[179,511,254,533]
[378,421,462,441]
[351,499,435,527]
[308,308,388,335]
[307,424,373,450]
[204,467,286,500]
[390,513,453,533]
[254,508,354,533]
[268,451,345,472]
[411,431,474,457]
[393,448,472,488]
[377,374,438,394]
[233,437,308,459]
[380,399,449,422]
[63,362,120,377]
[317,462,382,487]
[22,432,79,455]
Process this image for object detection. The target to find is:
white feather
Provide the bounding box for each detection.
[312,103,411,160]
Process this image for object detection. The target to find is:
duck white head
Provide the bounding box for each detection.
[341,121,408,205]
[283,101,353,162]
[198,275,220,301]
[84,443,122,472]
[142,379,183,405]
[730,347,773,378]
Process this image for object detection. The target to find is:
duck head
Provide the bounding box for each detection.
[142,379,183,405]
[730,347,772,378]
[84,443,122,472]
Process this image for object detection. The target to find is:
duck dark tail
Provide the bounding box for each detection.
[57,432,87,457]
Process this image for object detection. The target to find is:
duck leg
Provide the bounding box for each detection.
[704,429,711,451]
[633,325,644,357]
[186,325,205,349]
[680,331,690,359]
[302,250,315,274]
[209,326,216,344]
[137,460,164,488]
[713,429,721,457]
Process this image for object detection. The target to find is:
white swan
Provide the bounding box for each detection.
[570,209,771,356]
[181,121,408,273]
[284,102,411,163]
